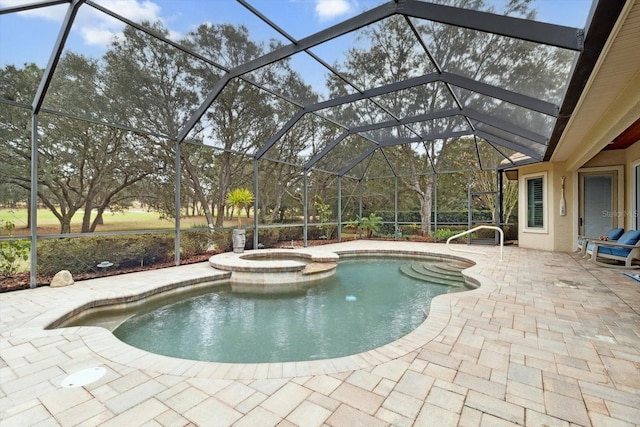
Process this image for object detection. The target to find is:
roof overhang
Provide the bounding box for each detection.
[547,0,640,169]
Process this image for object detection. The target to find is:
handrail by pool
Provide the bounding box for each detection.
[446,225,504,261]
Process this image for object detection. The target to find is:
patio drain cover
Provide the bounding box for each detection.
[61,367,106,388]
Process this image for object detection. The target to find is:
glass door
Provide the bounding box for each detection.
[579,171,618,237]
[635,163,639,229]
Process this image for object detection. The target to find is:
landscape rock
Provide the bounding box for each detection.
[50,270,74,288]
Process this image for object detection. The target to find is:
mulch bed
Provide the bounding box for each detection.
[0,254,213,293]
[0,236,436,293]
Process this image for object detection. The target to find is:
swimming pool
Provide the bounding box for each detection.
[68,256,470,363]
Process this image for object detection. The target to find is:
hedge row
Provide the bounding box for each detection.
[37,234,175,276]
[376,210,495,234]
[376,210,494,223]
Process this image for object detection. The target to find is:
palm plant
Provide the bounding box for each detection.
[226,188,254,229]
[360,213,382,238]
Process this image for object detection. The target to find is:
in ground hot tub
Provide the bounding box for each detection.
[208,249,339,293]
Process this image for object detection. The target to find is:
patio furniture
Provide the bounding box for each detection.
[576,227,624,255]
[587,229,640,268]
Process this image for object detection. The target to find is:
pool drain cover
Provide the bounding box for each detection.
[61,367,106,388]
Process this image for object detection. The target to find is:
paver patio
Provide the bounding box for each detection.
[1,241,639,426]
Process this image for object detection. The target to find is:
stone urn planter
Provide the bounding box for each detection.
[232,229,246,253]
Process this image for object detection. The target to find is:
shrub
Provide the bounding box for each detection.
[37,234,174,276]
[434,228,467,242]
[503,224,518,240]
[181,229,214,257]
[400,224,422,236]
[277,226,304,242]
[360,213,382,238]
[308,225,329,240]
[256,228,280,247]
[0,220,30,277]
[211,230,232,253]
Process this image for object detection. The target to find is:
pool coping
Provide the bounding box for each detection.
[14,247,497,380]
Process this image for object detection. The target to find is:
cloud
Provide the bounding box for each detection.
[1,0,169,47]
[0,1,68,21]
[81,0,166,46]
[80,27,123,47]
[93,0,161,24]
[315,0,353,21]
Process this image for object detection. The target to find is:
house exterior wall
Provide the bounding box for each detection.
[517,141,638,252]
[583,143,639,231]
[517,162,573,251]
[624,142,639,230]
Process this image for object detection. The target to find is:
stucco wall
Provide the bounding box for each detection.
[583,142,639,230]
[517,141,638,252]
[624,142,639,230]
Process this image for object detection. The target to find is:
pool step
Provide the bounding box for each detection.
[399,264,465,287]
[411,263,463,281]
[434,262,470,273]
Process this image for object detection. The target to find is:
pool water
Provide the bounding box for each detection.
[113,258,451,363]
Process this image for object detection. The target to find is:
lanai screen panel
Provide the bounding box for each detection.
[260,114,344,166]
[368,81,457,118]
[402,115,470,140]
[184,82,300,156]
[0,4,62,102]
[426,0,594,27]
[433,136,481,173]
[33,111,176,234]
[381,142,434,177]
[37,7,222,138]
[256,160,305,225]
[475,139,520,171]
[0,103,32,213]
[471,121,547,159]
[312,15,439,92]
[172,1,291,59]
[409,19,578,105]
[315,97,397,130]
[313,134,379,175]
[346,149,395,180]
[241,51,325,106]
[453,87,557,141]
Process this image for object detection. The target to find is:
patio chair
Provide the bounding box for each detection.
[587,229,640,268]
[576,227,624,255]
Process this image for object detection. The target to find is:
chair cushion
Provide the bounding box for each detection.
[605,228,625,240]
[598,246,631,257]
[617,230,640,246]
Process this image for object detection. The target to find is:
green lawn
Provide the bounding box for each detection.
[0,208,222,235]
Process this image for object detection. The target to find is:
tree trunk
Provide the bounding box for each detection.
[422,177,434,235]
[89,207,106,232]
[269,192,284,224]
[60,216,72,234]
[26,202,31,229]
[182,154,213,226]
[81,199,93,233]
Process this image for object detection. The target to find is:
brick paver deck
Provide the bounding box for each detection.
[1,241,639,426]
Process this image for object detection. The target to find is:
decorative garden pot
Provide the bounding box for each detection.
[232,229,246,253]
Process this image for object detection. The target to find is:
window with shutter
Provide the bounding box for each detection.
[526,176,544,229]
